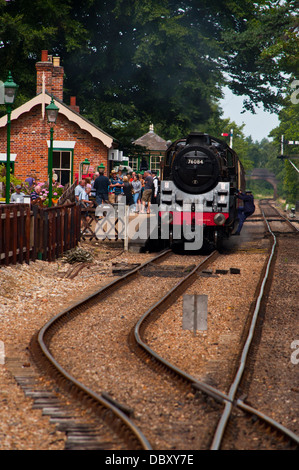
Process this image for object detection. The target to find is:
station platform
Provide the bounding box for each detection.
[81,206,158,253]
[126,212,158,252]
[82,205,269,254]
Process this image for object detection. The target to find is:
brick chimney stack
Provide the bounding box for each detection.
[70,96,80,113]
[36,50,64,101]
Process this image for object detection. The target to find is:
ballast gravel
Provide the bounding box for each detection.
[0,203,298,449]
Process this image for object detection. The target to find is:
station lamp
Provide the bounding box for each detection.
[4,71,18,204]
[46,96,59,207]
[97,163,105,172]
[80,158,91,178]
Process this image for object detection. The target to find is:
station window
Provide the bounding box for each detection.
[128,156,139,171]
[150,156,161,172]
[52,150,72,185]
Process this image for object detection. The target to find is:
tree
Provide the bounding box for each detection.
[0,0,88,110]
[64,0,299,135]
[269,96,299,203]
[1,0,298,142]
[64,0,225,136]
[220,0,299,113]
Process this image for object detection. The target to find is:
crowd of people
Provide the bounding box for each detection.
[7,168,160,212]
[8,168,255,237]
[75,168,160,214]
[9,172,62,205]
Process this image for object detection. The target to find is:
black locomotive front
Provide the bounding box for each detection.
[158,132,245,251]
[164,132,223,194]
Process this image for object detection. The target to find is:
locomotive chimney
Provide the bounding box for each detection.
[187,132,211,146]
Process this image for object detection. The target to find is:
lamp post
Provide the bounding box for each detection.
[4,71,18,204]
[45,96,59,207]
[80,158,90,179]
[97,163,105,173]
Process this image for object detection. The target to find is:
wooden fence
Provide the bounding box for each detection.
[0,203,81,266]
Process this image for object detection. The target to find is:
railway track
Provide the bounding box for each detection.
[29,248,219,450]
[27,201,299,450]
[29,248,175,450]
[259,199,299,234]
[129,202,298,449]
[209,201,299,449]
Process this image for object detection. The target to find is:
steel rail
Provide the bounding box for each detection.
[259,200,299,233]
[236,399,299,445]
[210,205,281,449]
[35,329,152,450]
[134,211,299,450]
[33,232,298,450]
[134,250,232,404]
[32,248,173,451]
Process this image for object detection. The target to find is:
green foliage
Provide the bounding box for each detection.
[0,0,298,204]
[269,92,299,204]
[221,0,298,112]
[0,163,23,187]
[3,0,297,129]
[246,179,274,198]
[0,0,88,111]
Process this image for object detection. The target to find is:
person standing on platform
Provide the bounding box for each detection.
[75,180,86,204]
[85,177,92,191]
[141,170,153,214]
[129,171,136,182]
[109,172,124,203]
[122,176,134,208]
[139,172,145,201]
[131,174,142,212]
[25,175,36,188]
[90,172,99,198]
[151,170,159,205]
[233,190,255,235]
[117,168,123,181]
[94,169,110,205]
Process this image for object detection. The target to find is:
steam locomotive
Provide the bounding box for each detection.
[158,132,245,250]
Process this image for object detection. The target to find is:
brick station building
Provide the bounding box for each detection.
[0,50,115,186]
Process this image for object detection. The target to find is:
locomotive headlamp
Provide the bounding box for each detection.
[214,213,226,225]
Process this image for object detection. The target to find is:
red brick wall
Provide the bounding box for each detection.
[0,104,109,184]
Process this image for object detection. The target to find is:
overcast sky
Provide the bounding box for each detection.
[219,86,280,142]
